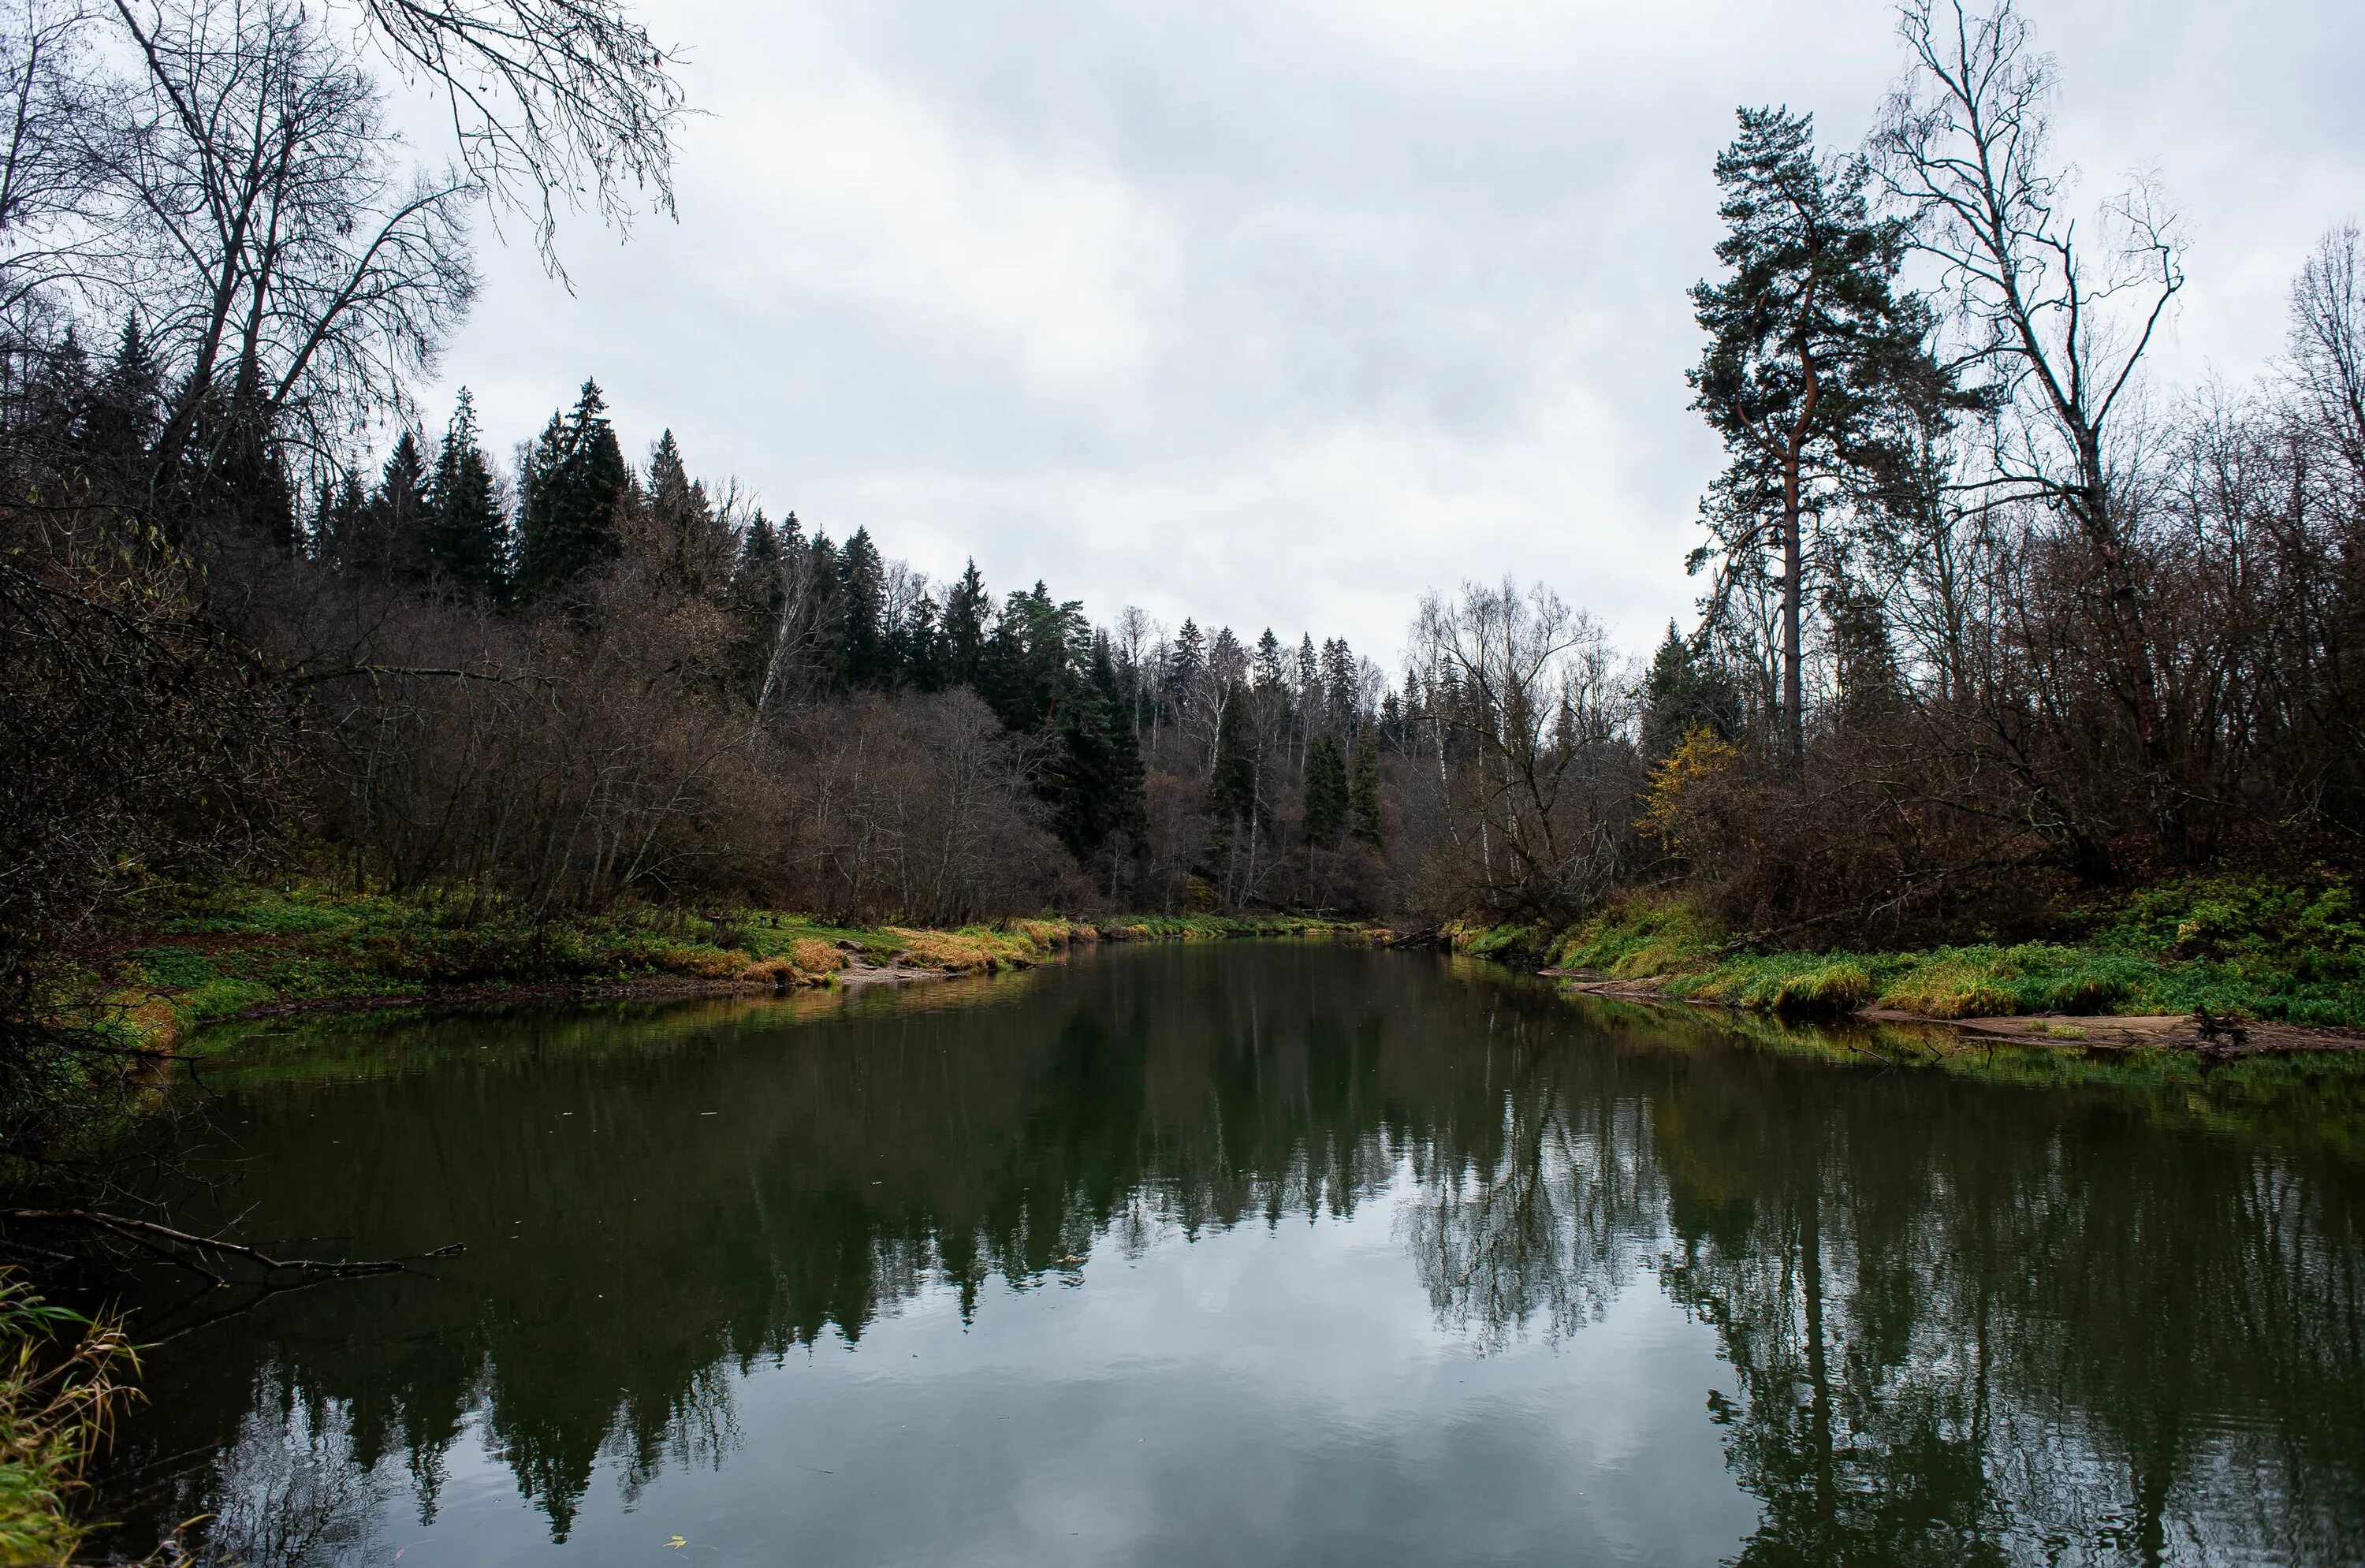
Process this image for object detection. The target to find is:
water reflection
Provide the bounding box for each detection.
[95,944,2365,1564]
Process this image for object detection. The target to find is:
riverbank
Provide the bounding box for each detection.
[1461,874,2365,1056]
[77,884,1378,1050]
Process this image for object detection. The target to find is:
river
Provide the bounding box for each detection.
[88,941,2365,1565]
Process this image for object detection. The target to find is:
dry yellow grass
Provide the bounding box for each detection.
[788,938,847,977]
[736,955,800,985]
[668,948,749,980]
[885,929,1012,972]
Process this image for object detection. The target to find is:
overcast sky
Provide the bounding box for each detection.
[419,0,2365,669]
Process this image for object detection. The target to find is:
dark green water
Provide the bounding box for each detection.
[91,944,2365,1566]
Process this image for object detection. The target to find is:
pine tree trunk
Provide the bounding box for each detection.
[1779,341,1819,770]
[1782,490,1803,769]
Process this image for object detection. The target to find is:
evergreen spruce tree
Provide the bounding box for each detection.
[312,469,369,565]
[515,378,627,602]
[424,389,507,598]
[1827,581,1903,732]
[1639,623,1741,758]
[942,560,991,690]
[1049,633,1149,858]
[352,429,431,582]
[1349,739,1384,847]
[1253,629,1286,693]
[1320,637,1357,731]
[1168,620,1206,711]
[836,527,886,687]
[20,328,90,474]
[888,591,944,690]
[727,509,781,683]
[1207,685,1260,839]
[178,378,295,551]
[1097,635,1149,848]
[645,429,731,598]
[512,411,564,590]
[803,531,845,687]
[84,315,161,497]
[1303,733,1350,845]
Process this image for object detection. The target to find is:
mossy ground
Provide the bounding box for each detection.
[1469,873,2365,1029]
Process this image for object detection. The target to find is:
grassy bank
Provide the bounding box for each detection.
[1458,875,2365,1031]
[0,1275,134,1566]
[76,884,1376,1048]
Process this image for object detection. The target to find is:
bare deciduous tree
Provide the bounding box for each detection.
[1412,579,1637,920]
[352,0,684,269]
[1873,0,2187,846]
[84,0,477,504]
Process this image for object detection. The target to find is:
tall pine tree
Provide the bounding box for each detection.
[1689,107,1946,764]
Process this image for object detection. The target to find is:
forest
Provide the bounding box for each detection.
[3,0,2364,1141]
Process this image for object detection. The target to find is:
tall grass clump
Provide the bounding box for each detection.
[0,1272,137,1565]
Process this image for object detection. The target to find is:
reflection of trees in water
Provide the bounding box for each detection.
[1638,1025,2365,1566]
[1399,1047,1662,1351]
[97,952,2365,1565]
[192,1369,400,1566]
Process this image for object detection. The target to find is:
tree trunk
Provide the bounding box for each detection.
[1778,341,1820,769]
[1782,483,1804,769]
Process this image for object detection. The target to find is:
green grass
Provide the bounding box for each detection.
[1510,873,2365,1029]
[1549,901,1722,979]
[1442,922,1551,963]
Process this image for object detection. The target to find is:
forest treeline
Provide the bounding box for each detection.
[4,0,2365,1140]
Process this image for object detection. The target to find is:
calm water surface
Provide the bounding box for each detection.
[91,944,2365,1565]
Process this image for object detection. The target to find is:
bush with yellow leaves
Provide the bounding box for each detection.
[1637,727,1742,855]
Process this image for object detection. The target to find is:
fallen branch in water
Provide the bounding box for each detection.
[0,1209,461,1286]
